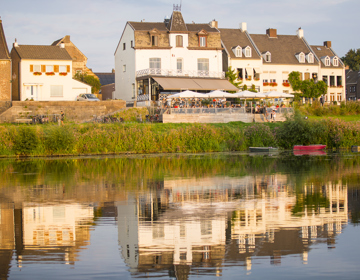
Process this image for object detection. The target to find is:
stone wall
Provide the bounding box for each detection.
[0,100,126,123]
[0,60,11,101]
[135,31,170,48]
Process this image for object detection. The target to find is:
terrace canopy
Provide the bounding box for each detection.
[234,91,266,98]
[167,90,206,98]
[205,90,237,98]
[265,91,294,98]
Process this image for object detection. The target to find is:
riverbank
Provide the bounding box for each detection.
[1,112,360,157]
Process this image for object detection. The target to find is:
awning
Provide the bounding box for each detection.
[152,77,238,91]
[254,68,262,74]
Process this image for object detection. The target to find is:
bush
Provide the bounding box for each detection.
[44,126,75,154]
[244,124,277,147]
[13,126,39,155]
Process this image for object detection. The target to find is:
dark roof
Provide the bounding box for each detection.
[250,34,316,65]
[0,20,10,59]
[168,11,187,32]
[13,45,72,60]
[186,24,219,33]
[51,38,62,46]
[219,28,260,60]
[310,45,343,68]
[345,69,359,85]
[94,72,115,86]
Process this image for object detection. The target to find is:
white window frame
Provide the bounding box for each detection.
[332,57,339,66]
[33,65,41,72]
[46,65,54,73]
[50,85,63,97]
[176,35,183,47]
[233,46,242,57]
[265,52,271,62]
[59,65,67,73]
[299,53,305,63]
[244,46,251,57]
[325,57,330,66]
[197,58,209,76]
[177,58,183,73]
[149,58,161,74]
[306,53,314,63]
[199,36,206,47]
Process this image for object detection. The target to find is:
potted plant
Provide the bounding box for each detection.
[46,72,55,76]
[33,72,42,76]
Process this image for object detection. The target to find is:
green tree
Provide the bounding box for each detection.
[73,72,101,93]
[288,71,327,103]
[341,49,360,71]
[225,67,242,89]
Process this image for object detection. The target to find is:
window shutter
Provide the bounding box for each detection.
[67,65,70,73]
[54,65,59,72]
[41,65,46,72]
[30,65,34,72]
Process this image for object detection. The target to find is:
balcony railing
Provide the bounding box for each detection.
[136,68,225,79]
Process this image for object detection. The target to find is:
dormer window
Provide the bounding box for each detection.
[306,53,314,63]
[151,36,158,47]
[176,35,183,47]
[332,56,339,66]
[199,36,207,47]
[300,53,305,63]
[262,51,271,62]
[244,46,251,57]
[325,56,330,66]
[232,46,242,57]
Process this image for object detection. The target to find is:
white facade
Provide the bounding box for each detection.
[19,59,91,101]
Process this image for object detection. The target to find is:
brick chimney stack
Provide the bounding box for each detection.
[324,41,332,48]
[266,28,277,38]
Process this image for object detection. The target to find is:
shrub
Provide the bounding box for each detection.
[13,126,39,155]
[244,124,276,147]
[44,126,75,154]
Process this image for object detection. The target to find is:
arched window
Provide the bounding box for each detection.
[176,35,183,47]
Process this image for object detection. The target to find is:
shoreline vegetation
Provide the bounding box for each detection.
[1,109,360,157]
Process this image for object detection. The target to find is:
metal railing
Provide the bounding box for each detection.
[168,107,294,115]
[136,68,226,79]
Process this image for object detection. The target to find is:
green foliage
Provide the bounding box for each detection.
[225,67,242,89]
[44,126,75,154]
[244,124,277,147]
[13,126,39,155]
[73,72,101,93]
[341,48,360,71]
[288,71,327,102]
[242,84,248,91]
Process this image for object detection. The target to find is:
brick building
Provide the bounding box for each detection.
[0,18,11,101]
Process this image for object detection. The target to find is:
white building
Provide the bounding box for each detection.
[114,9,237,106]
[11,42,91,101]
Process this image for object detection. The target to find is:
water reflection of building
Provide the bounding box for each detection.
[0,201,94,277]
[117,176,348,278]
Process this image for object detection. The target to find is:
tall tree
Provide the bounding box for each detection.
[225,67,242,89]
[341,48,360,71]
[288,71,327,103]
[73,72,101,93]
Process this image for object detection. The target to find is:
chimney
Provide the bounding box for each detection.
[60,43,65,48]
[297,27,304,38]
[210,19,218,28]
[240,22,247,32]
[266,28,277,38]
[324,41,332,48]
[112,68,115,73]
[13,38,18,47]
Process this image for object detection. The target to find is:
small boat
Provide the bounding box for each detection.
[249,147,278,152]
[293,144,326,151]
[294,150,326,156]
[351,146,360,152]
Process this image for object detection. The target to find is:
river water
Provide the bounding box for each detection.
[0,152,359,279]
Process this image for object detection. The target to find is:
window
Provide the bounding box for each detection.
[151,35,158,47]
[132,83,135,98]
[199,36,206,47]
[330,76,335,87]
[233,47,242,57]
[33,65,41,72]
[332,57,339,66]
[176,35,183,47]
[50,85,63,97]
[244,46,251,57]
[237,68,243,79]
[270,79,276,83]
[337,76,342,86]
[131,40,133,48]
[123,65,126,72]
[59,65,67,73]
[306,53,314,63]
[46,65,54,73]
[123,43,126,50]
[299,53,305,63]
[177,58,183,73]
[197,58,209,75]
[149,58,161,74]
[325,57,330,66]
[263,52,271,62]
[323,76,328,85]
[304,73,310,80]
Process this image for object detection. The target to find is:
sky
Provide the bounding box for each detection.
[2,0,360,72]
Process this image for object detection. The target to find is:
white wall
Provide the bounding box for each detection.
[318,67,345,102]
[72,79,91,98]
[20,59,76,101]
[114,23,136,101]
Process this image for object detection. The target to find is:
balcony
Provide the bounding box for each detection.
[136,68,225,79]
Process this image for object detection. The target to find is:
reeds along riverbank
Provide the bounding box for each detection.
[1,115,360,157]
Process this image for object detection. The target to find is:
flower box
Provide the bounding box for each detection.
[59,72,67,76]
[282,82,290,87]
[337,85,343,88]
[270,82,278,87]
[263,82,269,86]
[254,78,260,81]
[246,78,251,81]
[46,72,55,76]
[33,72,42,76]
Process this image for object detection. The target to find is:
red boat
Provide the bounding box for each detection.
[293,144,326,150]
